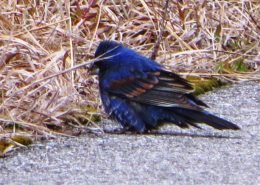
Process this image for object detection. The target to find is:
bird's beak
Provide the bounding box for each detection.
[89,63,99,75]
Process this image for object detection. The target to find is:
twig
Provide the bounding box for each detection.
[150,0,169,61]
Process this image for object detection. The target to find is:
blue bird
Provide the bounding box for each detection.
[91,40,240,133]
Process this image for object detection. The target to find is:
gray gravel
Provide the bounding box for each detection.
[1,81,260,185]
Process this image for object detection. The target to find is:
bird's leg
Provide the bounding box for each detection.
[103,127,128,134]
[104,127,141,135]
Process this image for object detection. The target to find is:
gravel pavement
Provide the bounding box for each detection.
[1,81,259,185]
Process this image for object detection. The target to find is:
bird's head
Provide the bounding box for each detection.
[89,40,123,75]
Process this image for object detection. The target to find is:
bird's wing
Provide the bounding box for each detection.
[105,69,207,110]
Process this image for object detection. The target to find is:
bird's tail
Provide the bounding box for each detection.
[171,108,240,130]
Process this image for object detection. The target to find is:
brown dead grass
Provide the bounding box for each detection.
[0,0,259,151]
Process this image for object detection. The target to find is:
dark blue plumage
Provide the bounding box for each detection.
[92,40,240,133]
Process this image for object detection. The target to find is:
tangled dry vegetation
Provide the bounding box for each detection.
[0,0,259,155]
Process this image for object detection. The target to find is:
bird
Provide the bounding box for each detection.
[91,40,240,133]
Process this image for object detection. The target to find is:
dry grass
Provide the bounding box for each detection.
[0,0,259,154]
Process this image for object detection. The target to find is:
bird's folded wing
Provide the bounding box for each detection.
[107,70,206,110]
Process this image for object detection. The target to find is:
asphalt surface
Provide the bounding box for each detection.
[1,81,260,185]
